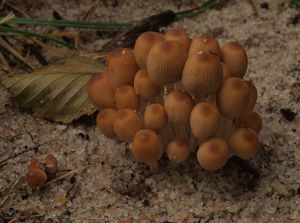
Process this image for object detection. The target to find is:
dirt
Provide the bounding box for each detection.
[0,0,300,222]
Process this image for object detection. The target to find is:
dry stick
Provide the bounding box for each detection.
[0,177,22,209]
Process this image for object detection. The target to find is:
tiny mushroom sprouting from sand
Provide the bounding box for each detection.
[44,155,59,177]
[166,139,190,163]
[134,31,164,68]
[26,167,47,189]
[221,42,248,78]
[87,73,115,110]
[197,137,229,171]
[228,128,259,159]
[113,109,143,142]
[132,129,163,171]
[96,108,117,138]
[115,85,140,110]
[28,157,41,170]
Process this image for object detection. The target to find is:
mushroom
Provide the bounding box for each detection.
[189,34,221,58]
[113,109,143,142]
[164,28,191,52]
[217,77,250,119]
[182,51,223,102]
[144,103,168,131]
[166,139,190,163]
[147,40,187,89]
[44,154,58,178]
[115,85,140,110]
[164,90,194,140]
[96,108,117,138]
[28,158,40,170]
[245,81,258,111]
[197,137,229,171]
[221,42,248,78]
[190,102,221,141]
[26,168,47,189]
[132,129,163,171]
[87,73,115,110]
[235,111,262,133]
[221,62,231,82]
[134,31,164,68]
[107,47,138,89]
[228,128,259,159]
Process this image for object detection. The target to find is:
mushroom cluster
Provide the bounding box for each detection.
[88,29,262,171]
[26,155,59,189]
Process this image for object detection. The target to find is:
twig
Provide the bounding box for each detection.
[82,0,101,21]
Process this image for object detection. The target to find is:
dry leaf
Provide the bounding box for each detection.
[1,57,105,123]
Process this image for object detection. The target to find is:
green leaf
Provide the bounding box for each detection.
[294,0,300,7]
[1,57,105,123]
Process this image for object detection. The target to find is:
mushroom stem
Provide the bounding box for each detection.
[217,115,233,138]
[165,83,175,94]
[173,122,189,142]
[139,98,147,116]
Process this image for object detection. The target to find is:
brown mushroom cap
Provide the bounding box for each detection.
[96,108,117,138]
[132,129,163,165]
[190,102,221,141]
[107,47,138,89]
[147,40,188,86]
[26,168,47,189]
[182,51,223,97]
[115,85,140,110]
[221,42,248,78]
[113,109,144,142]
[87,73,115,110]
[134,69,161,101]
[164,90,194,125]
[235,111,263,133]
[197,137,229,171]
[217,77,250,118]
[167,139,190,163]
[28,158,40,170]
[221,62,231,82]
[164,28,191,52]
[44,154,58,176]
[134,31,164,68]
[189,34,222,58]
[144,104,168,131]
[228,128,259,159]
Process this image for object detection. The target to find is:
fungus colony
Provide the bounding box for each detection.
[88,29,262,171]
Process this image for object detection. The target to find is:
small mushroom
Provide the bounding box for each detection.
[44,155,58,177]
[164,28,191,52]
[28,158,40,170]
[113,109,143,142]
[147,40,187,86]
[221,42,248,78]
[217,77,250,118]
[132,129,163,170]
[107,47,138,89]
[190,102,221,141]
[134,68,161,101]
[26,168,47,189]
[87,73,115,110]
[197,137,229,171]
[228,128,259,159]
[189,34,221,58]
[166,139,190,163]
[235,111,262,133]
[96,108,117,138]
[182,51,223,101]
[134,31,164,68]
[144,103,168,131]
[115,85,140,110]
[164,90,194,140]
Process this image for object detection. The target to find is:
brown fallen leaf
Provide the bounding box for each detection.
[0,56,105,123]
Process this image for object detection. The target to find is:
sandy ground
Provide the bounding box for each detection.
[0,0,300,222]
